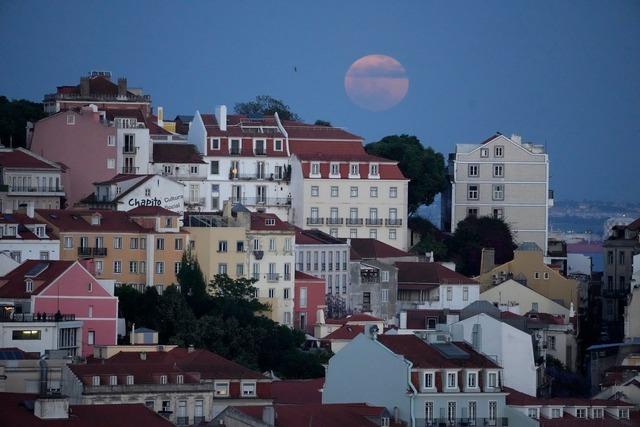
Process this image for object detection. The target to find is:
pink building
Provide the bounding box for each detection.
[0,260,118,356]
[294,271,326,334]
[29,106,117,206]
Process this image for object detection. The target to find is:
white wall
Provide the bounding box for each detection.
[115,176,185,216]
[0,240,59,264]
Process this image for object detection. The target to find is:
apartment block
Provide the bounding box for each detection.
[35,207,188,292]
[0,211,59,263]
[443,133,552,253]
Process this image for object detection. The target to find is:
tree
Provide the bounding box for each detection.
[408,216,449,260]
[234,96,300,121]
[314,119,331,126]
[448,216,516,277]
[176,250,208,315]
[364,135,446,213]
[0,96,46,148]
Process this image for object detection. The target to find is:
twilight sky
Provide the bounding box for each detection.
[1,1,638,202]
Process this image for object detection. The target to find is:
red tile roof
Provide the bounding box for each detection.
[377,335,500,369]
[290,140,379,161]
[324,313,384,326]
[36,209,148,233]
[395,262,478,287]
[0,148,59,170]
[505,387,634,407]
[94,174,145,185]
[249,212,294,232]
[295,227,346,245]
[539,413,638,426]
[283,120,362,140]
[323,325,365,341]
[627,217,640,231]
[104,108,145,122]
[295,271,325,282]
[271,378,324,404]
[127,206,180,217]
[152,143,205,164]
[0,260,75,299]
[349,238,411,260]
[233,403,396,427]
[0,393,173,427]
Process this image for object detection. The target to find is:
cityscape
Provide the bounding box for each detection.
[0,2,639,426]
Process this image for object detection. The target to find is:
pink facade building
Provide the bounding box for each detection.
[294,271,326,334]
[0,260,118,356]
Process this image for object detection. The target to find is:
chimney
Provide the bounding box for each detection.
[80,77,90,97]
[157,106,164,126]
[187,344,195,353]
[140,352,146,360]
[399,311,407,329]
[117,78,127,97]
[130,323,136,345]
[262,406,275,426]
[393,407,400,424]
[480,248,496,275]
[39,356,49,396]
[34,397,69,420]
[18,202,35,218]
[316,308,325,325]
[215,105,227,131]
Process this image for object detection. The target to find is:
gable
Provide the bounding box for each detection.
[37,262,112,298]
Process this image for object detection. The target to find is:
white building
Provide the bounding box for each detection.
[443,133,552,253]
[0,211,59,263]
[0,314,82,356]
[479,279,570,317]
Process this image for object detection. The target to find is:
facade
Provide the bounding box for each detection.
[0,147,65,212]
[443,133,552,253]
[624,254,640,340]
[395,262,480,312]
[0,260,117,356]
[35,207,188,291]
[324,333,514,427]
[0,211,59,263]
[603,218,640,341]
[476,243,579,310]
[0,348,73,393]
[62,347,272,425]
[0,315,82,356]
[294,271,326,334]
[479,279,571,318]
[289,139,409,250]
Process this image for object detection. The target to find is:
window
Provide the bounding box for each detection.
[468,401,477,420]
[494,145,504,157]
[253,238,261,251]
[480,147,489,157]
[534,272,540,279]
[284,288,291,299]
[268,288,275,298]
[468,184,479,200]
[241,382,256,397]
[235,263,244,277]
[389,187,397,198]
[446,286,453,301]
[425,402,434,422]
[268,238,276,252]
[543,272,549,280]
[156,238,164,250]
[467,208,478,218]
[12,330,41,340]
[64,236,73,248]
[527,408,537,419]
[551,408,562,418]
[107,158,115,169]
[189,165,199,174]
[67,114,75,125]
[389,228,397,240]
[218,240,228,252]
[548,335,556,350]
[160,375,167,385]
[330,162,340,177]
[447,372,457,388]
[488,372,498,388]
[88,330,95,345]
[129,261,138,274]
[381,271,390,282]
[92,376,100,386]
[493,164,504,177]
[218,263,227,275]
[350,228,357,238]
[349,163,359,176]
[311,162,320,176]
[107,135,115,146]
[370,186,378,197]
[175,238,183,250]
[126,375,134,385]
[493,208,504,219]
[284,238,291,252]
[576,408,586,418]
[607,250,614,264]
[350,186,358,197]
[210,160,219,175]
[330,186,339,197]
[467,372,477,388]
[274,139,283,151]
[300,287,308,308]
[129,237,139,249]
[381,289,389,302]
[448,402,456,421]
[230,138,241,154]
[311,186,319,197]
[174,262,181,274]
[489,401,497,421]
[140,238,146,250]
[424,372,434,389]
[254,139,266,155]
[493,184,504,200]
[618,409,629,419]
[139,261,146,274]
[109,375,117,386]
[468,164,479,176]
[369,163,379,176]
[202,380,225,399]
[463,286,469,301]
[619,251,625,265]
[114,261,122,273]
[25,279,33,293]
[176,374,184,384]
[113,237,122,249]
[210,138,220,150]
[155,262,164,274]
[532,302,539,312]
[369,228,377,239]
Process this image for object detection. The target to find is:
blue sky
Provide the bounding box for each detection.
[1,0,638,202]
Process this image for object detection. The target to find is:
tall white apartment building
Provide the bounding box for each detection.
[442,133,552,253]
[289,140,409,251]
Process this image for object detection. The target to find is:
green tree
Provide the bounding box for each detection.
[176,250,208,315]
[234,95,300,121]
[0,96,46,148]
[364,135,446,213]
[157,285,196,345]
[448,216,516,277]
[314,119,331,126]
[408,216,449,260]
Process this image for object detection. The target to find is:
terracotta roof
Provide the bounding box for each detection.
[0,393,173,427]
[627,217,640,231]
[325,313,384,326]
[295,271,325,282]
[36,209,147,233]
[152,143,205,164]
[349,238,411,260]
[271,378,324,404]
[233,403,396,427]
[94,174,144,185]
[395,262,478,287]
[290,140,379,161]
[0,148,59,170]
[55,75,144,99]
[283,121,362,140]
[295,227,346,245]
[249,212,294,232]
[0,260,75,299]
[0,212,41,225]
[104,108,145,122]
[127,206,180,217]
[377,335,500,369]
[505,387,634,408]
[324,325,365,341]
[525,312,566,325]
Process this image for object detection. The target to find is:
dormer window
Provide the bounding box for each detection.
[25,279,33,293]
[241,382,256,397]
[467,371,478,388]
[576,408,586,418]
[487,371,498,388]
[274,139,283,151]
[210,138,220,150]
[254,139,266,155]
[160,375,167,385]
[176,374,184,384]
[592,408,603,419]
[67,114,75,125]
[310,162,320,177]
[109,375,117,386]
[446,371,457,389]
[349,163,360,177]
[265,218,275,226]
[92,376,100,386]
[369,163,379,177]
[190,165,198,174]
[91,214,101,226]
[330,162,340,177]
[480,148,489,158]
[230,139,241,155]
[126,375,134,385]
[618,408,629,419]
[35,226,45,237]
[527,408,538,419]
[423,371,435,390]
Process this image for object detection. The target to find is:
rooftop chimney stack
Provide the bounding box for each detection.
[157,106,164,126]
[215,105,227,131]
[117,78,127,98]
[80,77,90,97]
[262,406,275,426]
[480,248,496,275]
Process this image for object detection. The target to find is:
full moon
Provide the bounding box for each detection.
[344,54,409,112]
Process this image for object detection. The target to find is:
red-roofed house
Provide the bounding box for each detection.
[61,346,272,425]
[0,211,60,264]
[0,259,118,356]
[294,271,326,334]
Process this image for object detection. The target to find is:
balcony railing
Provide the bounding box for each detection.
[92,247,108,257]
[176,416,189,426]
[267,273,280,282]
[233,197,291,207]
[77,247,92,257]
[122,146,138,154]
[326,217,344,225]
[366,218,383,226]
[346,218,363,226]
[385,218,403,226]
[361,272,380,283]
[8,186,64,193]
[423,418,507,427]
[121,166,139,174]
[283,273,291,281]
[193,416,205,424]
[1,312,76,322]
[307,217,324,225]
[186,197,206,206]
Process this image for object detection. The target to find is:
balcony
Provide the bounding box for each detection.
[122,145,138,154]
[176,416,189,426]
[366,218,383,226]
[0,312,76,322]
[307,217,324,225]
[234,197,291,207]
[385,218,403,226]
[283,273,291,281]
[92,247,108,257]
[361,271,380,283]
[346,218,363,226]
[8,185,64,194]
[77,247,92,257]
[229,148,241,156]
[326,217,344,225]
[267,273,280,282]
[423,418,507,427]
[185,197,206,206]
[121,166,139,174]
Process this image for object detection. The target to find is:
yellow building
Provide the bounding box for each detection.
[36,207,188,292]
[476,243,579,309]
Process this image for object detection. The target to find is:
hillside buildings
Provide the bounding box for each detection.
[442,133,552,253]
[0,211,59,263]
